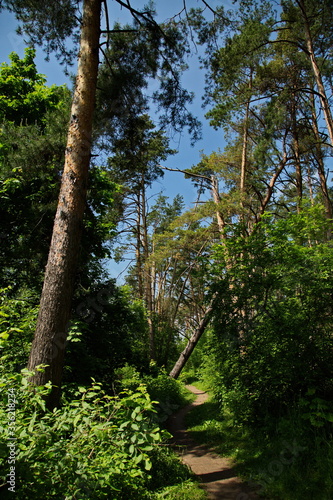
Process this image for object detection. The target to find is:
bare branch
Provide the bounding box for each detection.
[200,0,217,16]
[102,0,110,48]
[160,164,212,182]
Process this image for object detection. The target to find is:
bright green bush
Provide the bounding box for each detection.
[210,209,333,425]
[155,480,207,499]
[0,369,171,499]
[116,366,192,423]
[144,373,191,422]
[0,289,38,374]
[148,446,191,490]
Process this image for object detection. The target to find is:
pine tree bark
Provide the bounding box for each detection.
[211,174,227,239]
[27,0,102,409]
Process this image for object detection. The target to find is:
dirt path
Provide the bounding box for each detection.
[166,385,261,500]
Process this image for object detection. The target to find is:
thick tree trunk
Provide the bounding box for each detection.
[169,298,215,379]
[27,0,101,409]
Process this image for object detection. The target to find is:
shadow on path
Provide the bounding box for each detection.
[166,385,262,500]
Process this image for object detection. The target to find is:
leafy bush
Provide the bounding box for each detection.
[210,210,333,424]
[0,289,38,374]
[64,285,151,391]
[115,363,144,392]
[155,480,207,499]
[148,446,191,490]
[116,366,192,423]
[144,373,191,422]
[0,369,171,499]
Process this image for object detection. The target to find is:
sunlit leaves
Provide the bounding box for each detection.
[0,372,168,498]
[210,208,333,423]
[0,48,68,125]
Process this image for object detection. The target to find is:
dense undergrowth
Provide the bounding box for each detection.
[178,211,333,499]
[184,377,333,500]
[0,367,204,499]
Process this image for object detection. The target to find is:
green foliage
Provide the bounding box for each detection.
[64,284,151,389]
[148,447,192,491]
[0,49,119,291]
[0,116,67,291]
[144,373,193,422]
[0,49,70,291]
[116,367,194,423]
[0,370,174,499]
[155,480,207,499]
[95,15,201,146]
[115,363,145,392]
[0,48,67,125]
[185,385,333,500]
[107,114,172,190]
[0,1,81,67]
[0,289,38,373]
[210,208,333,424]
[205,8,273,129]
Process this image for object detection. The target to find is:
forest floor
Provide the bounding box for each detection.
[166,385,262,500]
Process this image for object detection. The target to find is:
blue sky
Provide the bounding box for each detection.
[0,1,228,279]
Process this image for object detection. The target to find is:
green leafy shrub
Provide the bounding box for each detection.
[148,447,191,490]
[116,367,192,423]
[210,210,333,425]
[115,363,143,392]
[144,373,191,421]
[0,289,38,373]
[65,286,151,391]
[0,369,170,499]
[155,480,207,499]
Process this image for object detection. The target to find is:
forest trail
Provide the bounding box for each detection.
[166,385,261,500]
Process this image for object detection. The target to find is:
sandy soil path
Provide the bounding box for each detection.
[166,385,261,500]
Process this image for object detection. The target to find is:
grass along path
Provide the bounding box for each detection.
[166,385,261,500]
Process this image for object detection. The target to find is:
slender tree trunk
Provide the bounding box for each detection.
[169,298,216,379]
[240,84,251,221]
[240,112,248,197]
[135,192,144,298]
[168,173,226,378]
[211,174,227,240]
[258,151,288,219]
[307,165,315,205]
[27,0,102,409]
[309,91,333,228]
[291,90,302,212]
[298,0,333,147]
[141,180,156,360]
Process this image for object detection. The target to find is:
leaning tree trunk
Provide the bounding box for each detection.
[169,298,215,379]
[168,170,226,379]
[27,0,102,410]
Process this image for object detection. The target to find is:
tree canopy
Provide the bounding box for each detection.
[1,1,333,499]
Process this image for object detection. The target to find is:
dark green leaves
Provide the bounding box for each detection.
[1,0,81,66]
